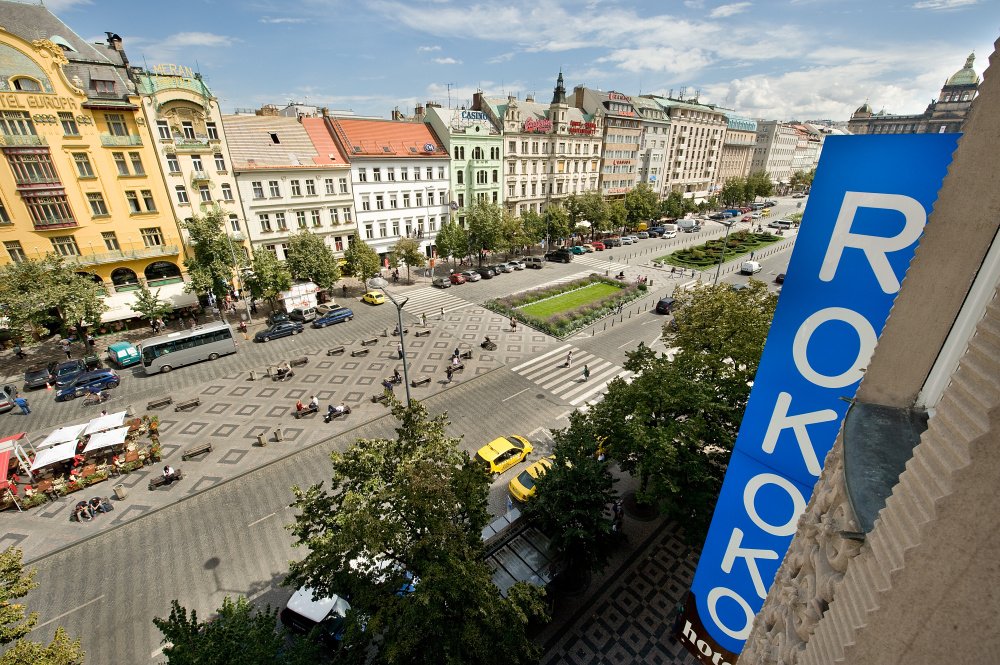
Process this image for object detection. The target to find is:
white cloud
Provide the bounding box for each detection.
[912,0,978,8]
[418,45,442,52]
[433,57,462,65]
[259,17,307,24]
[710,2,752,18]
[128,32,237,63]
[487,52,515,64]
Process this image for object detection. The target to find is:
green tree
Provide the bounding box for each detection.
[520,210,546,248]
[285,230,341,290]
[434,219,469,267]
[0,255,107,338]
[606,199,627,235]
[522,414,618,575]
[152,596,319,665]
[720,177,748,207]
[747,170,774,200]
[182,208,242,305]
[244,250,291,305]
[131,282,173,326]
[286,400,547,665]
[543,204,571,244]
[660,191,686,219]
[624,183,659,228]
[342,234,382,284]
[576,191,609,237]
[497,211,528,256]
[0,547,84,665]
[390,236,426,283]
[466,200,504,265]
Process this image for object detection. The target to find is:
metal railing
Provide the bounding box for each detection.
[64,244,180,267]
[0,134,47,147]
[100,134,143,147]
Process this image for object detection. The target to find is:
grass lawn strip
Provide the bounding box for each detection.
[519,283,621,319]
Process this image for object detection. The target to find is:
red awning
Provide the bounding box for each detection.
[0,449,11,491]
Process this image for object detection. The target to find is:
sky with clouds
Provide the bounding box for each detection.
[44,0,997,121]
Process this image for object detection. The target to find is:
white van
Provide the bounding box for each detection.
[662,223,679,235]
[740,260,762,275]
[281,586,351,646]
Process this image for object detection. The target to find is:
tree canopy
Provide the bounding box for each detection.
[131,282,173,324]
[243,249,291,304]
[466,200,504,265]
[182,209,243,303]
[285,230,341,290]
[342,234,382,283]
[390,237,426,283]
[286,400,547,665]
[624,183,660,227]
[434,219,469,267]
[0,255,107,338]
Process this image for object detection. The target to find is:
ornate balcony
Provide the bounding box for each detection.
[0,134,47,147]
[100,134,143,147]
[173,136,211,152]
[65,244,180,267]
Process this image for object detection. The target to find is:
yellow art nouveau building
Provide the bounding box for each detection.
[0,2,193,322]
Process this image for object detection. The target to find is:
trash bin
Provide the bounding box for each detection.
[113,484,127,500]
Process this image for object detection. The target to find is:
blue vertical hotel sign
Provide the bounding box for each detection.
[676,133,959,665]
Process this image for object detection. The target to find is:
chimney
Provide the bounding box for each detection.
[321,107,329,117]
[525,93,535,103]
[414,104,425,121]
[472,92,484,110]
[105,32,123,51]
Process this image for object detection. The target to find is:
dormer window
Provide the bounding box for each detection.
[12,77,42,92]
[91,79,115,94]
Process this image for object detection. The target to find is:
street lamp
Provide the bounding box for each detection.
[367,276,411,406]
[713,220,736,286]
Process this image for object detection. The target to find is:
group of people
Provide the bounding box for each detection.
[75,496,113,522]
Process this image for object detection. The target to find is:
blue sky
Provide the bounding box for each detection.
[45,0,997,121]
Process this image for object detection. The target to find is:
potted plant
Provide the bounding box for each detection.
[149,442,162,462]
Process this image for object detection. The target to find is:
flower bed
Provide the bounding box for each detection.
[485,274,642,338]
[659,231,782,269]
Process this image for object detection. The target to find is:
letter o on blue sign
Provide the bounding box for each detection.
[793,307,878,389]
[708,586,756,640]
[744,473,807,537]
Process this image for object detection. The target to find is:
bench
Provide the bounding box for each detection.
[271,369,295,382]
[174,397,200,412]
[414,329,431,337]
[351,348,369,357]
[182,442,213,460]
[451,363,465,373]
[293,404,319,419]
[410,376,432,387]
[148,470,184,490]
[460,350,473,360]
[324,405,353,422]
[146,396,173,410]
[327,346,345,356]
[391,328,409,336]
[360,337,379,347]
[371,392,391,404]
[289,356,309,368]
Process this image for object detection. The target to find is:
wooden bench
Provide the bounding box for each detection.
[181,442,213,460]
[174,397,200,412]
[293,404,319,419]
[391,328,409,336]
[451,363,465,373]
[410,376,432,387]
[371,392,391,404]
[146,396,173,410]
[460,350,473,360]
[148,470,183,490]
[326,346,345,356]
[360,337,379,347]
[324,405,352,422]
[351,348,369,357]
[414,329,431,337]
[289,356,309,367]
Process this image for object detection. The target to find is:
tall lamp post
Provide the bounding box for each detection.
[713,221,735,286]
[367,276,411,406]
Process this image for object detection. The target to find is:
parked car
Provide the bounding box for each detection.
[361,291,386,305]
[289,306,318,322]
[637,231,649,239]
[775,273,786,284]
[663,231,677,239]
[740,260,762,275]
[544,248,572,263]
[655,297,677,314]
[477,267,496,279]
[449,272,467,285]
[281,586,351,649]
[508,455,555,502]
[507,260,525,270]
[475,435,533,474]
[266,311,290,326]
[106,341,141,368]
[23,366,54,391]
[619,237,634,246]
[0,386,15,414]
[523,257,544,269]
[461,269,482,281]
[751,212,763,219]
[764,200,779,207]
[592,241,606,251]
[792,192,807,198]
[605,237,622,247]
[254,321,304,342]
[581,244,595,253]
[431,276,452,288]
[570,245,586,255]
[55,368,120,401]
[709,213,726,220]
[53,359,87,389]
[742,215,753,223]
[492,263,512,274]
[312,306,354,327]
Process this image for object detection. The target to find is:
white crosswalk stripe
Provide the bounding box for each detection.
[511,344,630,406]
[571,254,631,273]
[399,286,471,317]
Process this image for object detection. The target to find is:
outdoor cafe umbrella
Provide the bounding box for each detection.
[30,440,77,472]
[82,426,130,454]
[83,411,128,436]
[39,423,87,450]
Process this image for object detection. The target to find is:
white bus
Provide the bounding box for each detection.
[138,322,237,374]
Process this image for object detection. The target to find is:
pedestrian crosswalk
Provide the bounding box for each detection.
[571,254,630,273]
[510,343,630,407]
[400,286,471,318]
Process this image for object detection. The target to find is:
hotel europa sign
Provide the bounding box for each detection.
[0,92,78,111]
[675,133,960,665]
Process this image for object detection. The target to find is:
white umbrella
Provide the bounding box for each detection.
[30,440,77,471]
[83,411,128,435]
[82,426,130,454]
[38,424,88,450]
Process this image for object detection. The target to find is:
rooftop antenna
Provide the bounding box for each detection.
[446,83,455,108]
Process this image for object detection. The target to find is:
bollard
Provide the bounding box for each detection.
[249,370,257,381]
[257,433,267,447]
[274,427,283,442]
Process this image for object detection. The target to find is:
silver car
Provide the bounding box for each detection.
[461,269,481,282]
[507,260,525,271]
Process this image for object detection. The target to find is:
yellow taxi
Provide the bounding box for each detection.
[362,291,385,305]
[475,435,533,474]
[508,455,555,502]
[761,208,771,217]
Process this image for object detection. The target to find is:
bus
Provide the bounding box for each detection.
[138,322,237,374]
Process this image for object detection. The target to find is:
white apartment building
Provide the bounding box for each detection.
[573,85,641,198]
[751,120,797,187]
[222,114,356,259]
[716,113,757,186]
[631,95,671,196]
[643,96,727,200]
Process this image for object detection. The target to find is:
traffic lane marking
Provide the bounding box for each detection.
[33,595,105,631]
[616,338,636,349]
[247,511,277,527]
[502,388,530,402]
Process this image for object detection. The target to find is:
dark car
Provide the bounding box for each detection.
[53,359,87,389]
[56,368,120,401]
[23,366,54,391]
[431,277,452,288]
[605,237,622,247]
[775,273,786,284]
[655,298,677,315]
[476,267,496,279]
[255,321,304,342]
[266,311,290,326]
[709,213,726,220]
[312,306,354,328]
[544,248,572,263]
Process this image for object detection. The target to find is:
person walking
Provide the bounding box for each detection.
[439,306,445,320]
[61,339,71,359]
[509,317,517,333]
[583,364,590,382]
[451,355,460,368]
[86,333,96,353]
[397,342,403,359]
[14,396,29,415]
[446,366,454,383]
[564,351,573,368]
[12,343,24,359]
[421,312,427,327]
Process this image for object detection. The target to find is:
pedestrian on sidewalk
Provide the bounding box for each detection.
[421,312,427,327]
[451,355,460,368]
[509,317,517,333]
[397,342,403,359]
[583,364,590,382]
[446,366,454,383]
[61,339,71,359]
[12,343,24,359]
[439,306,445,320]
[564,351,573,368]
[86,333,96,352]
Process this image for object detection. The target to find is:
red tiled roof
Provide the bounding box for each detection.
[330,117,445,159]
[301,118,349,165]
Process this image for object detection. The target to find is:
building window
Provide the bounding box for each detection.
[221,183,233,200]
[331,207,340,223]
[365,223,374,239]
[372,168,381,182]
[259,213,271,232]
[290,180,301,196]
[457,170,464,184]
[492,169,499,183]
[157,120,171,140]
[325,178,335,195]
[91,78,114,94]
[229,214,240,232]
[0,198,9,224]
[175,185,189,204]
[72,152,94,178]
[214,153,226,171]
[268,181,280,197]
[102,231,120,251]
[6,152,58,184]
[105,113,128,137]
[339,177,348,194]
[311,209,321,227]
[191,154,204,172]
[199,185,211,202]
[438,167,445,179]
[181,121,195,139]
[275,212,287,230]
[264,244,277,257]
[251,181,264,199]
[426,167,433,180]
[113,152,129,175]
[509,141,516,153]
[386,169,395,182]
[140,227,164,247]
[358,168,367,182]
[87,192,108,216]
[335,238,344,252]
[23,194,73,227]
[59,112,79,136]
[362,196,370,211]
[129,153,145,175]
[206,122,219,140]
[125,191,141,213]
[306,179,316,195]
[0,111,36,136]
[457,193,464,207]
[50,235,80,256]
[376,195,384,210]
[402,193,410,207]
[342,207,352,222]
[4,240,26,262]
[415,192,422,206]
[400,169,408,181]
[296,211,307,228]
[166,153,180,173]
[390,195,397,209]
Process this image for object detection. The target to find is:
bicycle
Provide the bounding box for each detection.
[82,390,110,406]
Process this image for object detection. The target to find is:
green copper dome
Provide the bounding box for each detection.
[947,53,979,87]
